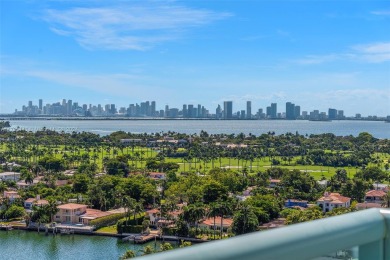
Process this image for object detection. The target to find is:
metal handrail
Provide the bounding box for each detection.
[138,208,389,260]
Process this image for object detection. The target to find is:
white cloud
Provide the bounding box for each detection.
[294,54,340,65]
[42,2,231,50]
[351,42,390,62]
[294,42,390,65]
[371,10,390,16]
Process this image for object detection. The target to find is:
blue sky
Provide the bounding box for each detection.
[1,0,389,116]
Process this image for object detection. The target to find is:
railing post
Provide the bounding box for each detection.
[359,240,383,260]
[380,209,390,260]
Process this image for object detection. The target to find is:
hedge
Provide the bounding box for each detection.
[117,214,145,226]
[116,214,145,234]
[117,224,143,234]
[90,213,126,229]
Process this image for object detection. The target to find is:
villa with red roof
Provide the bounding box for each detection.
[317,192,351,212]
[199,217,233,231]
[364,190,386,204]
[53,203,113,225]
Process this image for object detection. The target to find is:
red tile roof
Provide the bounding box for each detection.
[57,203,88,210]
[80,209,112,219]
[365,190,386,197]
[317,193,350,203]
[201,217,233,227]
[146,209,160,214]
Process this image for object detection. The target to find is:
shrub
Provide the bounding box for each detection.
[117,224,143,234]
[4,205,25,219]
[90,213,125,229]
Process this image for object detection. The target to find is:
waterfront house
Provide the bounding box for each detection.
[54,203,88,224]
[285,199,308,208]
[24,195,48,210]
[317,192,351,212]
[3,190,20,203]
[364,190,386,204]
[199,217,233,231]
[146,208,160,226]
[54,203,112,225]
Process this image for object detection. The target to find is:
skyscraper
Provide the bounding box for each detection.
[223,101,233,119]
[151,101,156,116]
[286,102,295,120]
[328,108,337,120]
[39,99,43,110]
[67,100,73,115]
[246,101,252,119]
[271,103,277,118]
[182,104,188,118]
[188,104,194,118]
[294,106,301,118]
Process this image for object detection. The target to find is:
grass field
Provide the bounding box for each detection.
[1,144,388,181]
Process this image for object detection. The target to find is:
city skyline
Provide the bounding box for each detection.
[1,1,390,115]
[9,98,384,120]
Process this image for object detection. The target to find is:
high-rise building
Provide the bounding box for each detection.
[223,101,233,119]
[151,101,156,116]
[294,106,301,118]
[216,105,222,118]
[188,104,194,118]
[165,105,169,117]
[110,104,116,114]
[286,102,295,120]
[38,99,43,110]
[338,110,344,119]
[328,108,337,120]
[197,104,201,118]
[182,104,188,118]
[271,103,277,118]
[246,101,252,119]
[266,106,271,118]
[67,100,73,115]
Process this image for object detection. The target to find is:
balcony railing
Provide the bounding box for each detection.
[138,208,390,260]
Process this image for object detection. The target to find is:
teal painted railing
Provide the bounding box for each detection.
[138,208,390,260]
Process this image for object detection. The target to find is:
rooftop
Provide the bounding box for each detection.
[57,203,88,210]
[366,190,386,197]
[317,192,350,203]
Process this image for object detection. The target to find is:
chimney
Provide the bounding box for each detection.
[36,195,40,200]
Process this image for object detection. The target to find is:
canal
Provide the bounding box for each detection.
[0,230,168,259]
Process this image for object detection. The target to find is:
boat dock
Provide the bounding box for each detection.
[123,234,158,244]
[0,224,13,231]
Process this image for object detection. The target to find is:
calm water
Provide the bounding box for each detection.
[7,119,390,138]
[0,230,163,260]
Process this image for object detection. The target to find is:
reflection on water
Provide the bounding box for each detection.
[0,230,163,260]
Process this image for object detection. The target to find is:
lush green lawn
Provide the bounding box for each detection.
[2,143,388,181]
[96,225,117,234]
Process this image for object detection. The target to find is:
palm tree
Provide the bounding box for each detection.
[33,205,49,233]
[217,201,233,239]
[208,202,219,239]
[45,199,58,223]
[133,200,144,225]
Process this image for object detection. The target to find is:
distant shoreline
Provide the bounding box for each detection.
[0,116,388,122]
